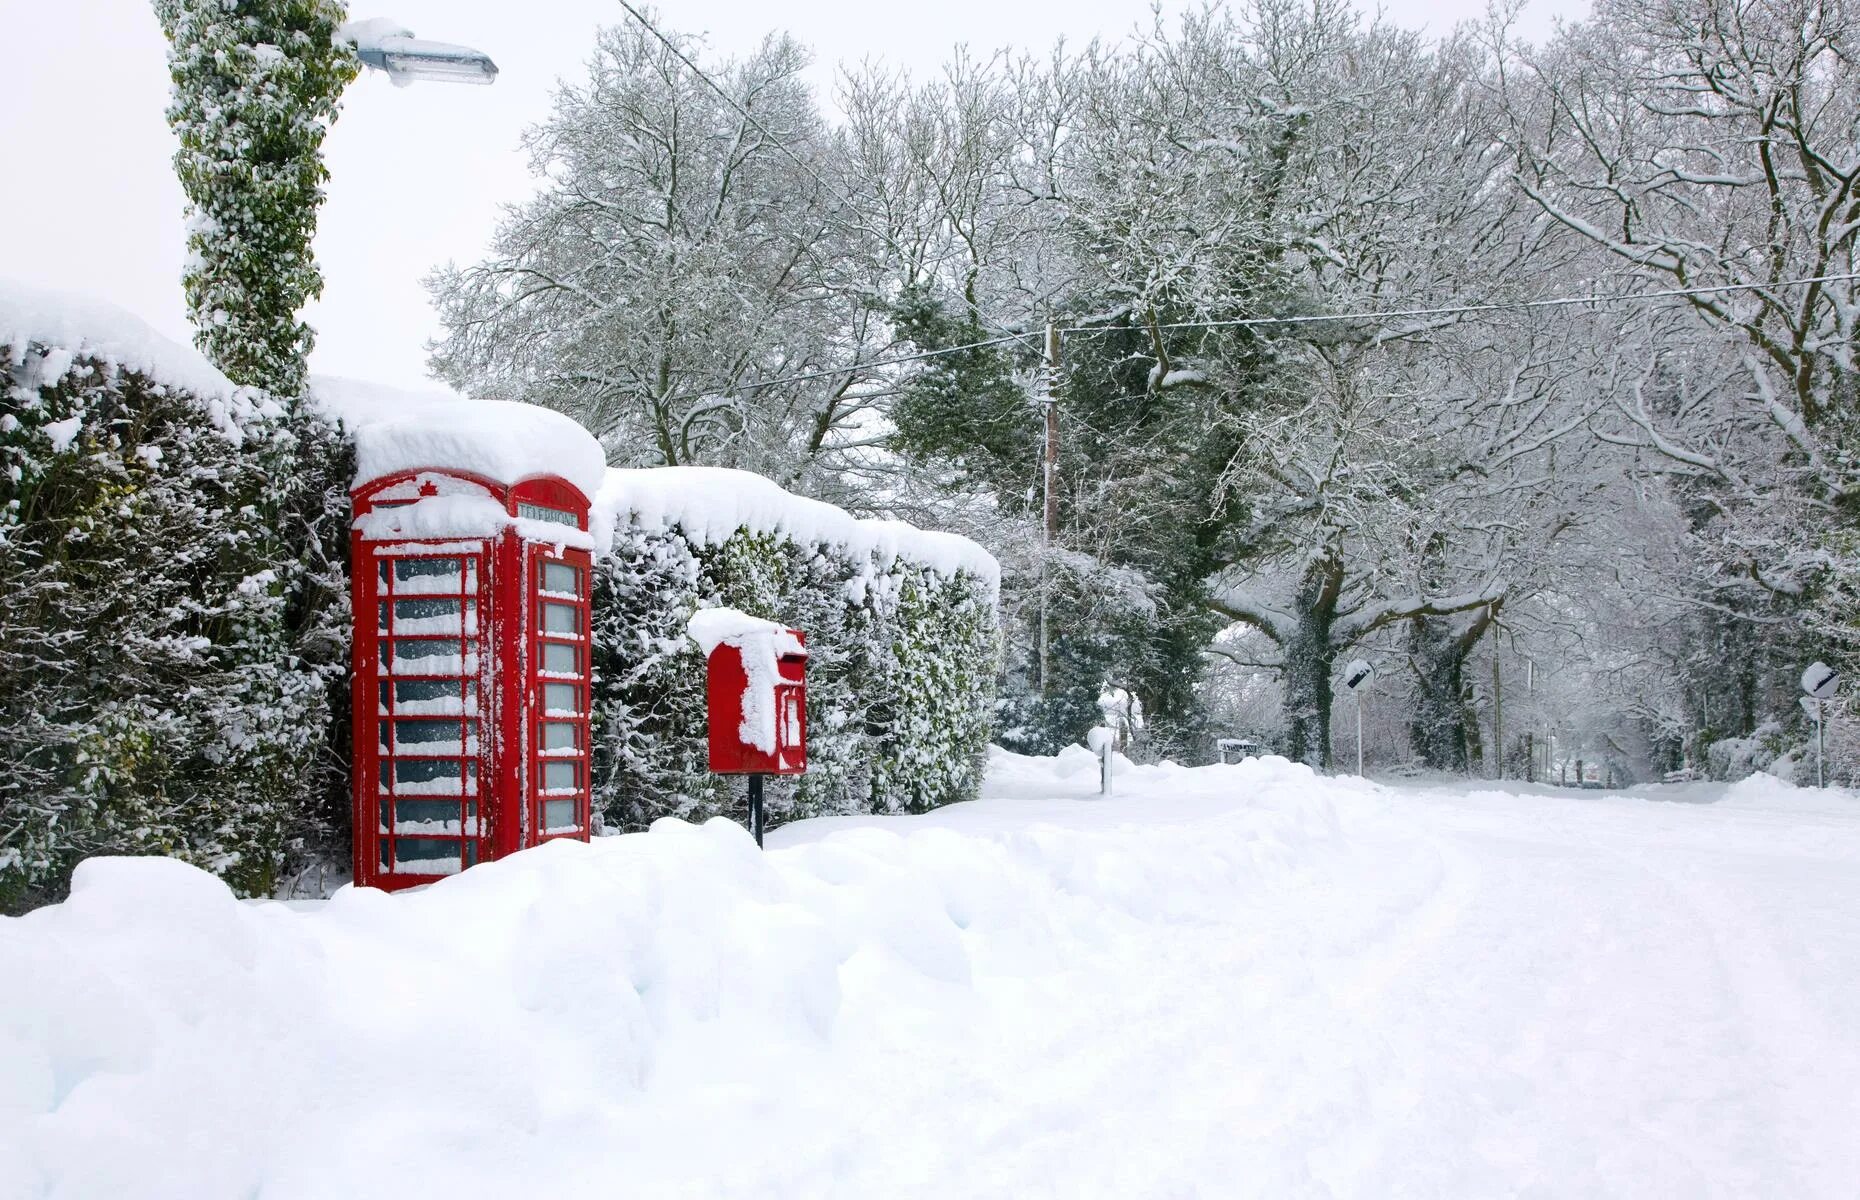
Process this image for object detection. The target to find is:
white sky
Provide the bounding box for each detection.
[1,0,1587,391]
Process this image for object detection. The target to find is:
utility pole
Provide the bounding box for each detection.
[1492,650,1503,780]
[1039,321,1060,695]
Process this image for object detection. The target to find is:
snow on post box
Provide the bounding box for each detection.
[688,607,809,775]
[331,386,608,893]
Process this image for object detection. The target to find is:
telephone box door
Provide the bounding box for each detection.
[358,545,492,884]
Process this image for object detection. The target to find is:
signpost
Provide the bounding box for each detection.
[1801,661,1839,788]
[1341,659,1375,777]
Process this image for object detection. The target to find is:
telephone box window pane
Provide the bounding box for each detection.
[378,799,391,832]
[392,640,468,675]
[464,842,479,867]
[395,718,464,745]
[380,840,392,869]
[395,838,460,865]
[378,762,391,790]
[394,557,460,582]
[395,759,461,786]
[396,598,460,619]
[392,799,463,830]
[543,683,580,714]
[377,722,390,749]
[542,722,579,751]
[377,682,391,712]
[541,602,579,634]
[377,601,390,632]
[542,761,578,792]
[393,679,458,706]
[395,638,462,661]
[541,562,581,594]
[543,799,578,831]
[394,598,470,635]
[541,643,579,674]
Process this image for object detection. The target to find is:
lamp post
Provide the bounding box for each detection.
[340,18,499,87]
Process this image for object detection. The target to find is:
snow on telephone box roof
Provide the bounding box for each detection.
[310,376,608,501]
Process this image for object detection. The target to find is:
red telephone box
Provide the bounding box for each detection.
[349,469,594,890]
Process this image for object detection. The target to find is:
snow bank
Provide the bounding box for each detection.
[0,753,1336,1198]
[0,277,262,437]
[310,376,608,501]
[595,466,999,588]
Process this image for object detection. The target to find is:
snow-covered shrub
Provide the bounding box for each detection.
[0,320,350,911]
[1705,721,1793,783]
[588,478,999,833]
[153,0,359,394]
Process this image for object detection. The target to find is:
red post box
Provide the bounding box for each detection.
[349,469,594,890]
[689,609,807,845]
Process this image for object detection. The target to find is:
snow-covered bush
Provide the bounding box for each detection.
[589,476,999,832]
[0,292,353,911]
[1705,722,1793,783]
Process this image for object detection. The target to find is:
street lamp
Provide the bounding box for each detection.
[339,18,498,87]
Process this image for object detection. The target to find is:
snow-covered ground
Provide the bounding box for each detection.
[5,749,1858,1198]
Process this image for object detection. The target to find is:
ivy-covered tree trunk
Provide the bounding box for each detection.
[1405,603,1500,773]
[153,0,358,394]
[1281,553,1345,770]
[1407,616,1469,772]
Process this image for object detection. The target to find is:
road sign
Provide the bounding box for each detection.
[1802,662,1839,702]
[1342,659,1375,692]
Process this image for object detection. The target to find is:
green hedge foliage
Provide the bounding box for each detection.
[591,521,999,833]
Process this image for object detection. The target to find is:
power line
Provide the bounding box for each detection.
[1102,271,1860,336]
[658,271,1859,406]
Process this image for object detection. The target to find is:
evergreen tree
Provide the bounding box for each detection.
[153,0,358,394]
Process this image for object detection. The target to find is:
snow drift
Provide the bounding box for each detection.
[0,753,1337,1199]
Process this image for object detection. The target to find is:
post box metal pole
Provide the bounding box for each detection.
[748,773,765,848]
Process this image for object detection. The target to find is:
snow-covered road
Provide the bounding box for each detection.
[5,751,1859,1198]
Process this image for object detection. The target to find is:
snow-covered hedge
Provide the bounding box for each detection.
[0,286,996,909]
[589,468,999,831]
[0,285,354,912]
